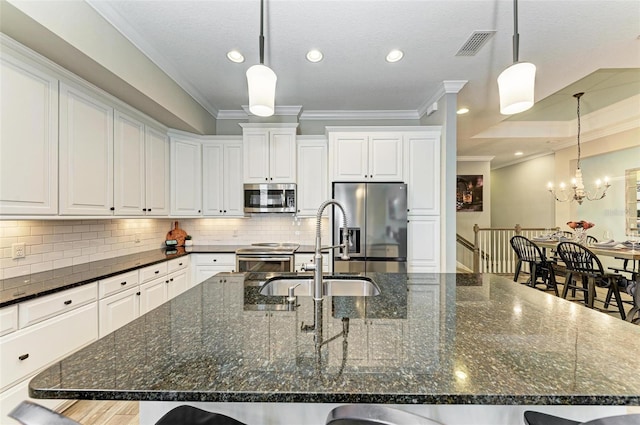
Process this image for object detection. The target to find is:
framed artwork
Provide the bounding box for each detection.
[456,175,483,212]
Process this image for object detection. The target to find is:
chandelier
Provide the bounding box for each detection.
[547,92,610,204]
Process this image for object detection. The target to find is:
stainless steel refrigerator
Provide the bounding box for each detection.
[332,182,407,273]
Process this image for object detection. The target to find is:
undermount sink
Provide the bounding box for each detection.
[259,275,380,297]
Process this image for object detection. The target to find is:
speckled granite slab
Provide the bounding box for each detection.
[1,245,316,307]
[29,273,640,405]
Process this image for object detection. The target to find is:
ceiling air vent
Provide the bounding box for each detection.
[455,31,496,56]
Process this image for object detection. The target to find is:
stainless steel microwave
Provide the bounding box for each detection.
[243,183,296,213]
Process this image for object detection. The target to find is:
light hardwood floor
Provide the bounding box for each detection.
[61,400,138,425]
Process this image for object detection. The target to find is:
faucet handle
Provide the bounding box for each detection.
[301,263,316,272]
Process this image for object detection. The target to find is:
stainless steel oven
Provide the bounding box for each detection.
[235,243,298,273]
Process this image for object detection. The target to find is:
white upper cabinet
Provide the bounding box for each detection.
[329,130,403,181]
[405,131,441,215]
[202,139,243,217]
[59,83,114,215]
[170,135,202,216]
[296,138,328,217]
[114,111,145,215]
[114,112,170,216]
[241,124,297,183]
[144,126,170,215]
[0,52,59,215]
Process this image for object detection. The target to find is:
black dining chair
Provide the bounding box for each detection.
[555,242,626,319]
[510,235,558,295]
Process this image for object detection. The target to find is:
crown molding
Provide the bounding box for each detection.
[457,156,495,162]
[239,105,302,117]
[300,110,420,120]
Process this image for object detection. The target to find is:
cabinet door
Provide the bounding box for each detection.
[297,140,327,216]
[59,83,113,215]
[114,111,145,215]
[170,137,202,215]
[268,130,296,182]
[98,286,140,337]
[145,126,170,215]
[139,276,168,315]
[330,133,368,181]
[369,134,403,181]
[407,216,440,272]
[223,142,244,216]
[0,53,58,215]
[243,130,269,183]
[202,143,224,216]
[406,132,440,214]
[167,270,189,299]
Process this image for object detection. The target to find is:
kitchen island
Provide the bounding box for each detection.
[29,272,640,424]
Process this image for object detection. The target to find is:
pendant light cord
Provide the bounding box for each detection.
[512,0,520,63]
[259,0,265,64]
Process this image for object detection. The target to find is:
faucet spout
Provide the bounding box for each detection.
[313,199,350,300]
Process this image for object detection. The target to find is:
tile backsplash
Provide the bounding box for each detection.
[0,215,328,279]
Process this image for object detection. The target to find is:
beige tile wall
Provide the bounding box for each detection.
[0,216,328,280]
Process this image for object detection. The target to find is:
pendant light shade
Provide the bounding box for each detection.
[247,0,276,117]
[497,0,536,115]
[497,61,536,115]
[247,64,277,117]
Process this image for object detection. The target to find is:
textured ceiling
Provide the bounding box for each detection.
[81,1,640,167]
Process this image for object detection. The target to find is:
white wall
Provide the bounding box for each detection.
[576,145,640,241]
[491,154,556,229]
[553,127,640,229]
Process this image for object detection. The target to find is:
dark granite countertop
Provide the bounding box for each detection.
[0,245,317,307]
[30,272,640,405]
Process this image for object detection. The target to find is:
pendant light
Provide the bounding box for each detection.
[497,0,536,115]
[246,0,276,117]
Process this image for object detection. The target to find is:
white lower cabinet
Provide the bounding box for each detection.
[0,305,18,337]
[0,302,98,419]
[192,254,236,285]
[97,257,191,337]
[407,216,440,272]
[167,269,189,299]
[139,275,169,315]
[99,285,141,338]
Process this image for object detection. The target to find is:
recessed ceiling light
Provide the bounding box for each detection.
[457,107,470,115]
[385,49,404,63]
[226,50,245,63]
[306,49,323,63]
[514,151,524,156]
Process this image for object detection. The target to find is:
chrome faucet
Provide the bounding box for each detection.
[302,199,350,300]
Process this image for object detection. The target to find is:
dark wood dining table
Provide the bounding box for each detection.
[534,239,639,323]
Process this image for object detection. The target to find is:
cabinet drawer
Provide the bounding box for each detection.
[0,303,98,391]
[193,253,235,266]
[0,305,18,337]
[98,270,139,299]
[0,379,64,420]
[139,262,168,283]
[18,283,97,329]
[167,256,189,273]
